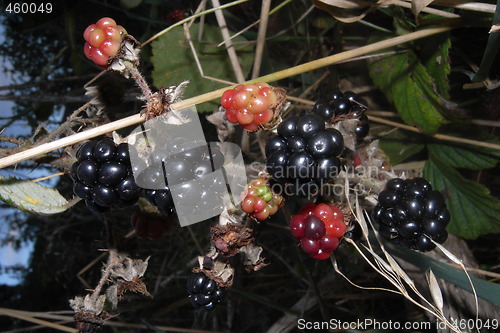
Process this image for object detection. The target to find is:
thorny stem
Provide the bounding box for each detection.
[126,64,153,105]
[90,249,119,304]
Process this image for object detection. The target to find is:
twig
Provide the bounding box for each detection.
[211,0,245,83]
[0,308,77,333]
[251,0,272,79]
[0,25,455,170]
[368,110,500,128]
[0,308,224,333]
[368,115,500,150]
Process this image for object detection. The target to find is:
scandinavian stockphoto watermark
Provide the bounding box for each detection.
[297,318,499,331]
[127,106,247,227]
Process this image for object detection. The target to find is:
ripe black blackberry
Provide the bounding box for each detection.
[312,90,370,140]
[265,114,344,198]
[187,272,226,311]
[373,177,450,252]
[71,138,141,213]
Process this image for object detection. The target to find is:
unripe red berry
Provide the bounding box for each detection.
[83,17,127,67]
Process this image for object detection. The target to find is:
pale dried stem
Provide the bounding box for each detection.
[368,115,500,150]
[0,308,224,333]
[402,0,497,14]
[393,0,460,17]
[0,308,77,333]
[369,110,500,128]
[0,26,454,169]
[211,0,245,83]
[251,0,272,79]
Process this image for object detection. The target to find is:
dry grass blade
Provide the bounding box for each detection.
[330,255,403,295]
[353,192,370,242]
[426,269,444,313]
[432,240,479,328]
[0,308,77,333]
[384,252,415,288]
[360,243,401,284]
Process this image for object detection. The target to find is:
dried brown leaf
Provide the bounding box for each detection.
[412,0,435,17]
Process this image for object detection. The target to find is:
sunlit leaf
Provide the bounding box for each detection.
[0,176,70,215]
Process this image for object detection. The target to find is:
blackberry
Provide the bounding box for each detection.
[312,90,367,121]
[187,272,226,311]
[312,90,370,141]
[265,114,343,198]
[71,139,141,213]
[373,177,450,252]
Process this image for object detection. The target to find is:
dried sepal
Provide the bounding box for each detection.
[70,294,112,333]
[194,256,234,288]
[141,81,191,121]
[107,34,141,77]
[239,244,269,272]
[259,87,288,131]
[110,254,150,281]
[206,106,236,142]
[211,222,254,257]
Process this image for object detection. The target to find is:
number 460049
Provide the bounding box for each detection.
[5,3,53,14]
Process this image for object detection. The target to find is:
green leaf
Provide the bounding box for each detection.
[424,159,500,239]
[428,139,500,170]
[379,129,426,165]
[0,176,70,215]
[151,24,253,112]
[422,36,451,99]
[368,51,448,134]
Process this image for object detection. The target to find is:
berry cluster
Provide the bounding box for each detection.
[71,138,141,213]
[83,17,127,67]
[312,90,369,140]
[290,203,346,260]
[373,177,450,252]
[241,178,284,221]
[131,208,172,240]
[221,83,278,131]
[265,114,344,197]
[187,272,226,311]
[138,142,225,217]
